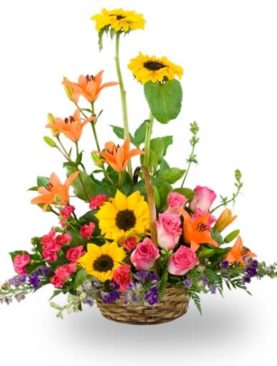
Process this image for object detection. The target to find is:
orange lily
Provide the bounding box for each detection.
[214,208,237,232]
[46,110,93,142]
[63,71,118,103]
[31,171,79,209]
[225,236,256,265]
[180,208,219,252]
[99,138,144,173]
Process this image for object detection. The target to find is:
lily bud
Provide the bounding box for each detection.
[214,209,237,233]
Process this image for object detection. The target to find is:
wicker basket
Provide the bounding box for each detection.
[97,286,190,324]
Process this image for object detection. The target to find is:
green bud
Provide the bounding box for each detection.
[224,229,240,243]
[43,136,57,148]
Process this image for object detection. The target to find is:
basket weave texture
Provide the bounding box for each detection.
[97,286,190,324]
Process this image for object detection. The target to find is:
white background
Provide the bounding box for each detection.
[0,0,277,365]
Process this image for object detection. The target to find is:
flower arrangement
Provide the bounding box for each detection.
[1,8,277,324]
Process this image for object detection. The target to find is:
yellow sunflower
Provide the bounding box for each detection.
[95,190,150,241]
[91,8,145,33]
[78,242,126,282]
[128,53,184,84]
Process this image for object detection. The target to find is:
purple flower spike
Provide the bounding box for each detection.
[183,278,193,288]
[220,260,229,269]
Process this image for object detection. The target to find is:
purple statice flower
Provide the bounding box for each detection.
[201,276,209,286]
[131,294,138,302]
[149,273,158,282]
[183,278,193,288]
[209,284,217,294]
[243,275,251,284]
[37,267,52,276]
[220,260,230,269]
[252,260,259,268]
[246,267,257,277]
[134,270,149,281]
[28,273,41,289]
[102,290,120,304]
[83,298,94,307]
[9,276,23,287]
[144,286,159,305]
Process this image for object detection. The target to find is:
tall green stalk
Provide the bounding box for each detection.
[143,114,154,169]
[115,32,132,176]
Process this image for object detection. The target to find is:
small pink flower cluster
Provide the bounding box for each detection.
[50,263,77,288]
[89,194,108,210]
[41,228,72,262]
[59,205,75,227]
[13,253,31,275]
[80,222,95,240]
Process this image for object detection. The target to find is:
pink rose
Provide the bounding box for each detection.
[80,222,95,240]
[190,185,216,212]
[156,212,182,250]
[66,245,84,262]
[130,238,160,270]
[60,205,75,219]
[55,233,72,247]
[42,241,58,262]
[13,253,30,275]
[167,192,187,211]
[192,208,216,229]
[168,246,199,276]
[89,194,108,210]
[113,264,131,292]
[123,237,138,252]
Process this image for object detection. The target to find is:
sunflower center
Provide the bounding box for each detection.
[116,15,126,20]
[143,61,166,71]
[93,255,114,272]
[116,209,136,231]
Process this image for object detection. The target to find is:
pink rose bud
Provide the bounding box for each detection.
[130,238,160,270]
[190,185,216,212]
[156,212,182,250]
[13,253,31,275]
[167,192,187,211]
[123,236,138,252]
[66,245,84,262]
[89,194,108,210]
[192,208,216,229]
[60,205,75,219]
[168,246,199,276]
[80,222,95,240]
[113,264,131,292]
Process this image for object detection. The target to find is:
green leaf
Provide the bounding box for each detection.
[134,120,147,146]
[73,269,87,290]
[111,125,124,139]
[158,168,185,184]
[37,176,49,187]
[173,187,195,201]
[153,178,172,210]
[153,185,161,208]
[43,136,57,148]
[66,167,95,202]
[144,80,183,123]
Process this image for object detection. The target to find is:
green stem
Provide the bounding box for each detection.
[143,114,154,169]
[74,102,101,151]
[115,32,132,176]
[90,103,101,152]
[181,143,196,187]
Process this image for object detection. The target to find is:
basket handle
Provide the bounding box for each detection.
[142,167,158,245]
